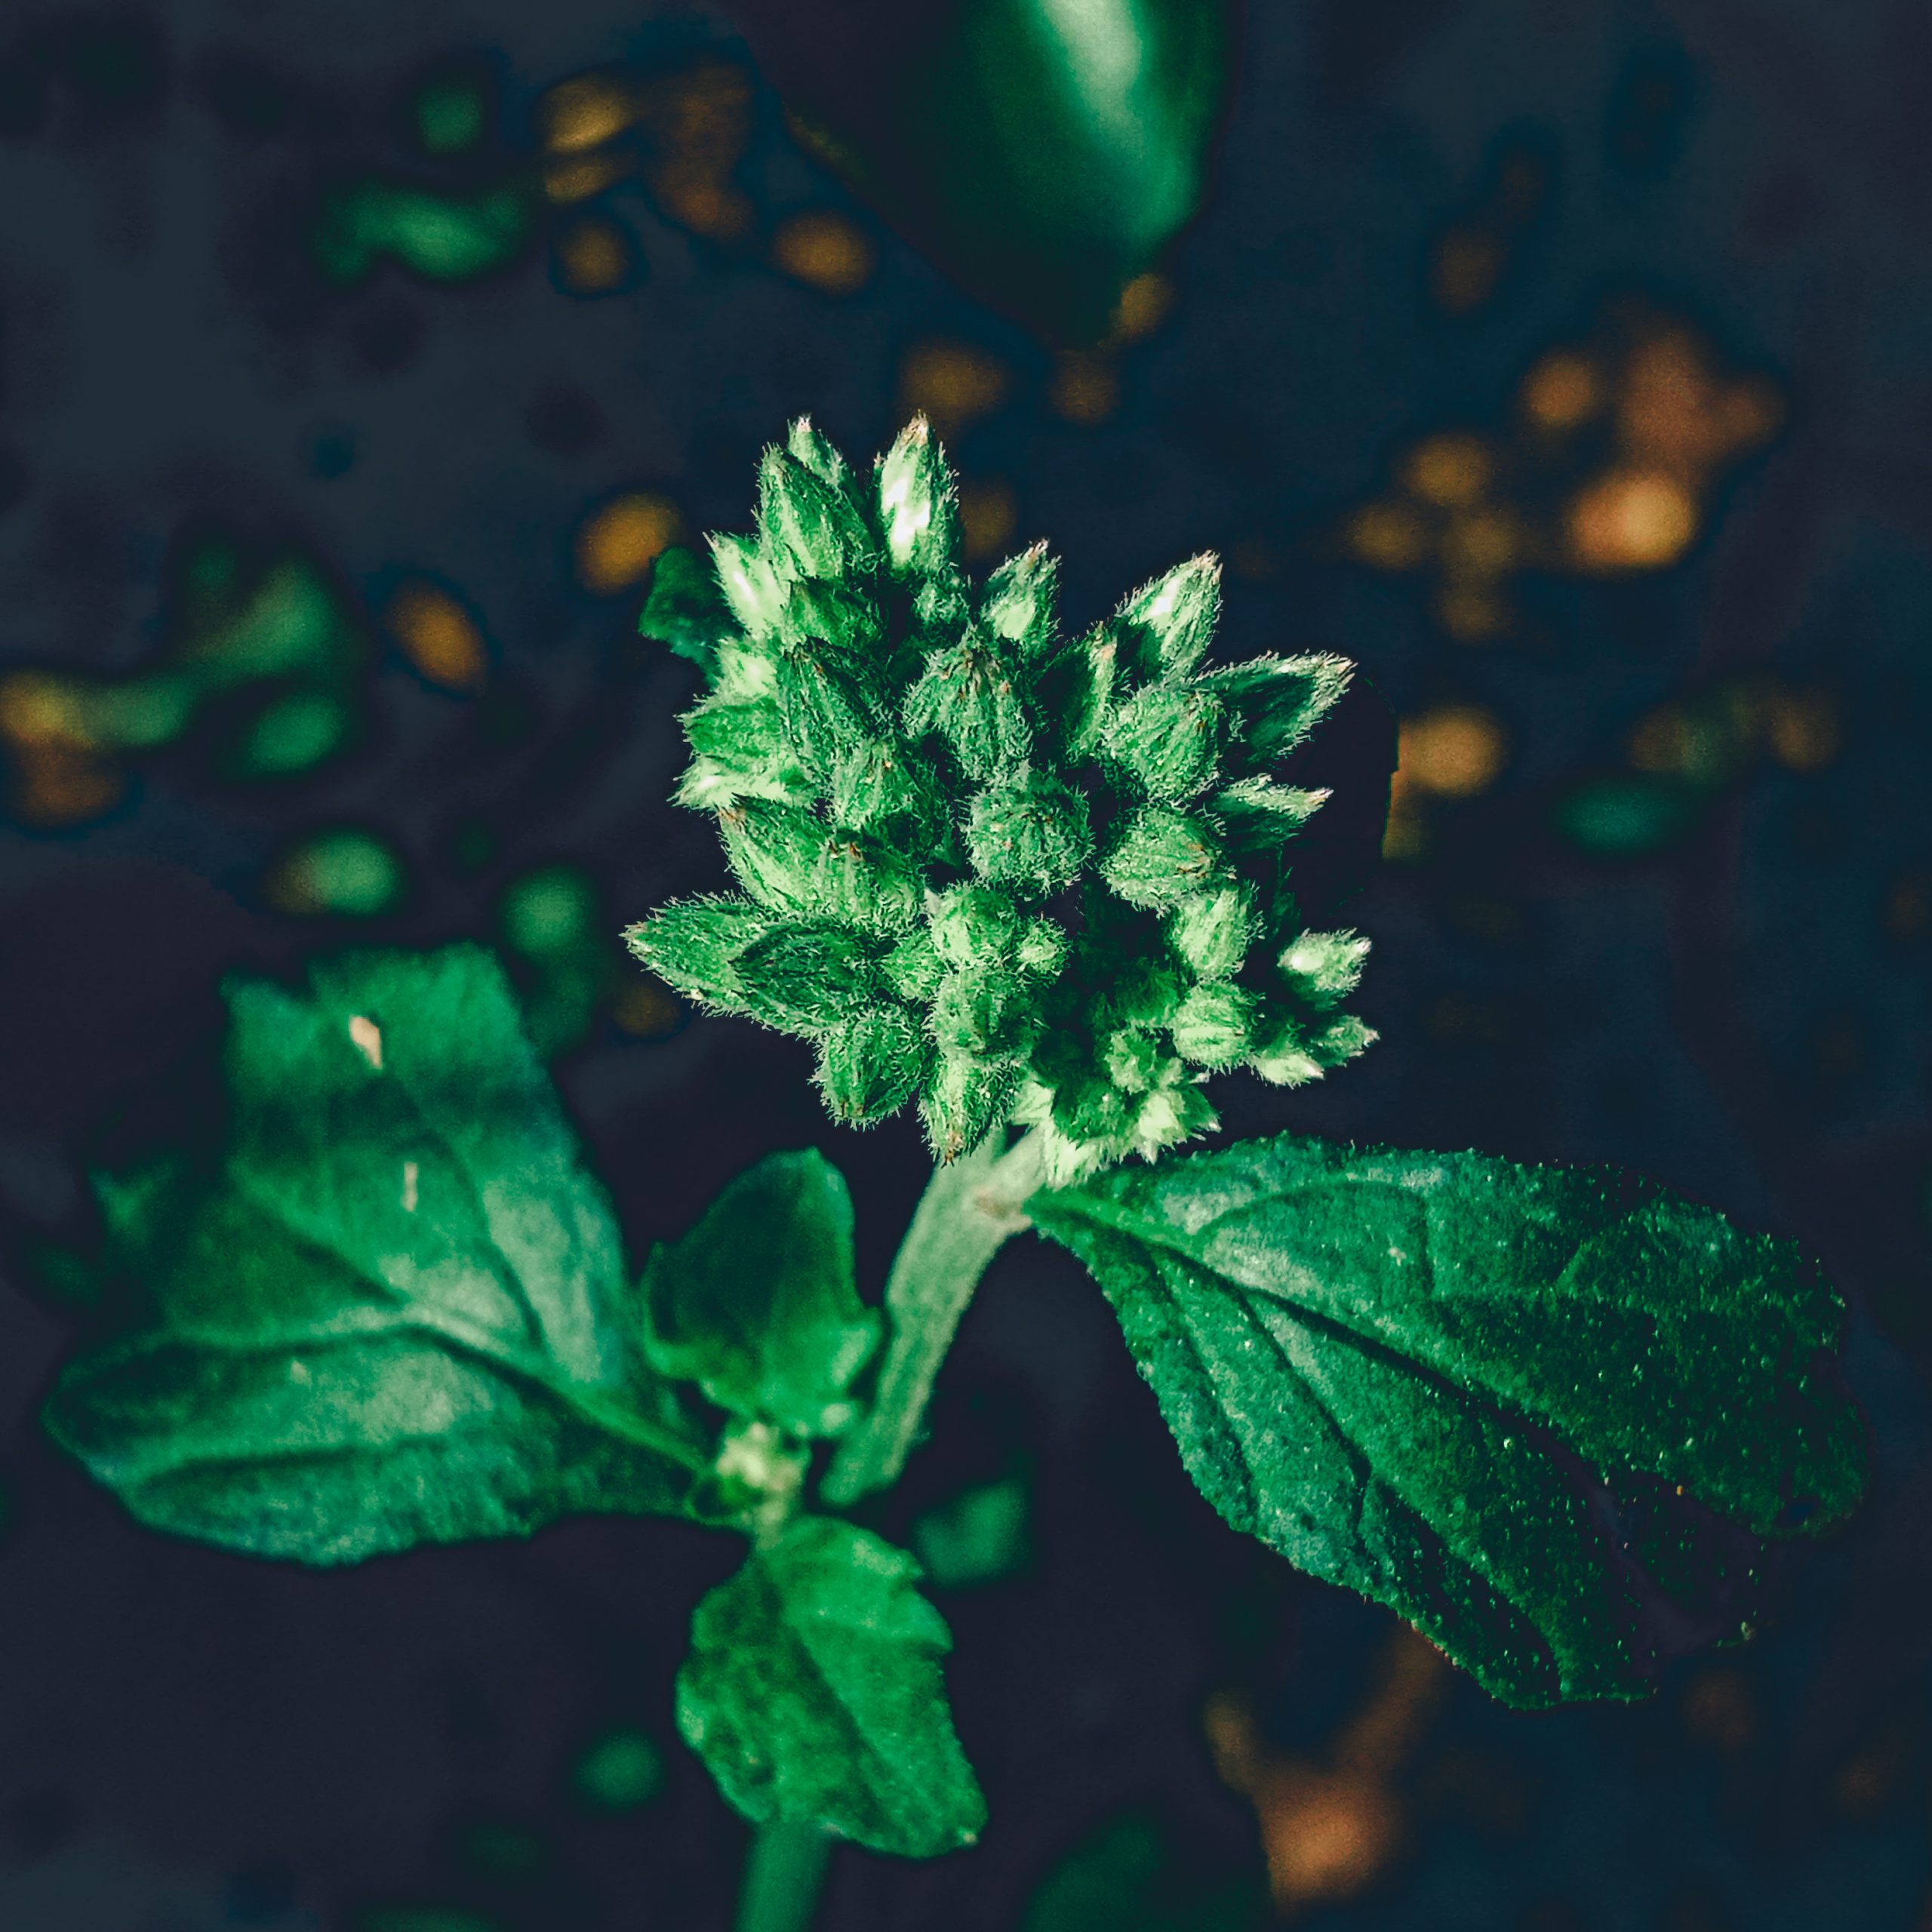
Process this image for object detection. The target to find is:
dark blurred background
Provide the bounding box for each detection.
[0,1,1929,1928]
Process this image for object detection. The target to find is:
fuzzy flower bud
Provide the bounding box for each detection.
[626,418,1377,1180]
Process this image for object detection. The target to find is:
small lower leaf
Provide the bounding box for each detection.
[641,1151,879,1440]
[677,1517,985,1855]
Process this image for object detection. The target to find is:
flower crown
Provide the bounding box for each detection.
[626,418,1374,1182]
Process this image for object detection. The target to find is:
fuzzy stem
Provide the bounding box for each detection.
[821,1131,1044,1509]
[735,1820,832,1932]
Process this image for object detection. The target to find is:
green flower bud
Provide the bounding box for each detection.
[1168,883,1257,980]
[921,1050,1017,1162]
[759,444,872,578]
[904,632,1032,780]
[1103,1025,1163,1094]
[877,417,958,575]
[734,924,882,1031]
[631,426,1377,1169]
[1251,1026,1324,1087]
[1170,983,1257,1069]
[882,923,946,1004]
[1103,682,1226,803]
[1100,807,1223,910]
[965,768,1092,897]
[1206,653,1352,766]
[929,884,1020,971]
[1115,554,1220,681]
[816,1005,928,1123]
[931,965,1034,1060]
[828,740,946,843]
[624,895,777,1011]
[709,532,788,637]
[718,801,828,915]
[1278,930,1371,1008]
[980,543,1057,660]
[774,640,886,780]
[1307,1013,1377,1067]
[1214,777,1330,853]
[1035,626,1116,764]
[787,416,857,493]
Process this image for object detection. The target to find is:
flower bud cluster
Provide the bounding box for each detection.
[626,418,1374,1180]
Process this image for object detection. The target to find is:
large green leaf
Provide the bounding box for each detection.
[1030,1134,1864,1706]
[678,1516,985,1855]
[735,0,1233,342]
[641,1150,879,1440]
[46,946,704,1564]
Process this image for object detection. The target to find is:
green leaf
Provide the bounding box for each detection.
[45,946,703,1564]
[1029,1133,1864,1707]
[640,1152,880,1439]
[737,0,1235,343]
[677,1517,985,1854]
[639,545,740,678]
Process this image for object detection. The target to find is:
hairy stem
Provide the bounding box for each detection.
[735,1820,832,1932]
[822,1131,1044,1509]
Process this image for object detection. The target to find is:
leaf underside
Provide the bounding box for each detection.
[46,945,701,1564]
[1031,1133,1863,1707]
[678,1516,986,1857]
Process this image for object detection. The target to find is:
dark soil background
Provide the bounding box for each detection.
[1,2,1930,1929]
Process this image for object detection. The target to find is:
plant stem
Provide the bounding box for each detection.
[822,1131,1044,1509]
[735,1820,832,1932]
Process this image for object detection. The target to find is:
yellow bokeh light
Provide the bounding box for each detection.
[386,582,486,692]
[1567,468,1697,571]
[1521,350,1602,429]
[1346,502,1430,572]
[1441,507,1520,578]
[1048,351,1119,426]
[1764,691,1839,772]
[1109,271,1174,342]
[1397,705,1508,797]
[1433,582,1509,642]
[540,75,637,154]
[556,218,633,294]
[544,153,627,203]
[897,340,1009,439]
[955,478,1017,561]
[0,671,92,749]
[577,493,680,595]
[771,210,875,297]
[1401,432,1493,509]
[11,744,120,826]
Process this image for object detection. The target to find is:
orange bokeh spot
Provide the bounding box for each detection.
[1402,432,1494,509]
[1109,272,1174,342]
[540,75,637,154]
[898,340,1010,440]
[544,153,627,203]
[556,218,635,293]
[771,210,875,297]
[387,583,486,692]
[577,493,681,594]
[1397,705,1509,797]
[1567,468,1697,571]
[1256,1766,1401,1910]
[1346,502,1430,572]
[1521,349,1602,429]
